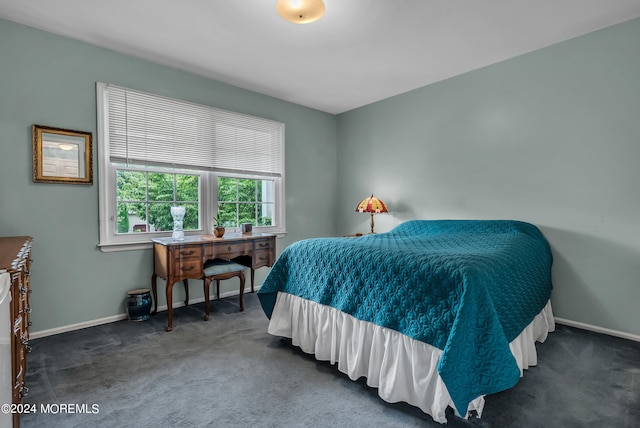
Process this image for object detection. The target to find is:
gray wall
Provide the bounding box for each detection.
[337,18,640,337]
[0,18,338,333]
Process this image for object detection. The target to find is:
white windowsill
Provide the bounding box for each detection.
[97,241,154,252]
[98,230,287,252]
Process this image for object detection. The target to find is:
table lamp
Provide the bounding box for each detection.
[355,194,389,234]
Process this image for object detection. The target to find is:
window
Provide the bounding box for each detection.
[116,168,199,233]
[218,176,274,227]
[97,83,285,251]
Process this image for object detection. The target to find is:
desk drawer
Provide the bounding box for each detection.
[171,259,203,277]
[253,249,274,268]
[254,239,273,252]
[174,246,202,260]
[171,246,203,277]
[213,242,250,259]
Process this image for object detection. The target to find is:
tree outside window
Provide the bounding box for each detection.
[217,177,274,228]
[116,169,199,233]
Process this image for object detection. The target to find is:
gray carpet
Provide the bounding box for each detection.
[21,294,640,427]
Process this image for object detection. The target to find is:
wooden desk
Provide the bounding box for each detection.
[151,233,275,331]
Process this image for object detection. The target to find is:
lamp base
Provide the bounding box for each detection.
[370,212,375,234]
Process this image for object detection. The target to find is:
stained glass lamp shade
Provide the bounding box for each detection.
[355,194,389,234]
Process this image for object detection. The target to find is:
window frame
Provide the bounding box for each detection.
[114,164,203,234]
[97,83,286,252]
[214,172,279,228]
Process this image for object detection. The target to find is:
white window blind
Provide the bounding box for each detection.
[105,84,284,176]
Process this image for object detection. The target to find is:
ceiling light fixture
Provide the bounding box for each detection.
[276,0,325,24]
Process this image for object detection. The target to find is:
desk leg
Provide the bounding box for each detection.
[165,280,175,332]
[251,269,255,293]
[183,279,190,306]
[151,273,158,315]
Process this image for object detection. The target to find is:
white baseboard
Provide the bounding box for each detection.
[555,317,640,343]
[29,289,245,339]
[30,299,640,343]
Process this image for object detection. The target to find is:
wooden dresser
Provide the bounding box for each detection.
[0,237,33,428]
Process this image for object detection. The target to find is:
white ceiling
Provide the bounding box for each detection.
[2,0,640,114]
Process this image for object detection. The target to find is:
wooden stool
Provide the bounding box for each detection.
[200,259,246,321]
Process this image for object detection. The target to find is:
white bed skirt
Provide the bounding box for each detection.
[267,292,555,424]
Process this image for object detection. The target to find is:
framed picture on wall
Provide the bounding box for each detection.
[32,124,93,185]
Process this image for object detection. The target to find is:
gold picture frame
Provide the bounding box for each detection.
[32,124,93,185]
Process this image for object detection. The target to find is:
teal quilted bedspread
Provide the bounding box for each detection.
[258,220,553,415]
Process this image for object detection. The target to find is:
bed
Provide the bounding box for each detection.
[257,219,555,423]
